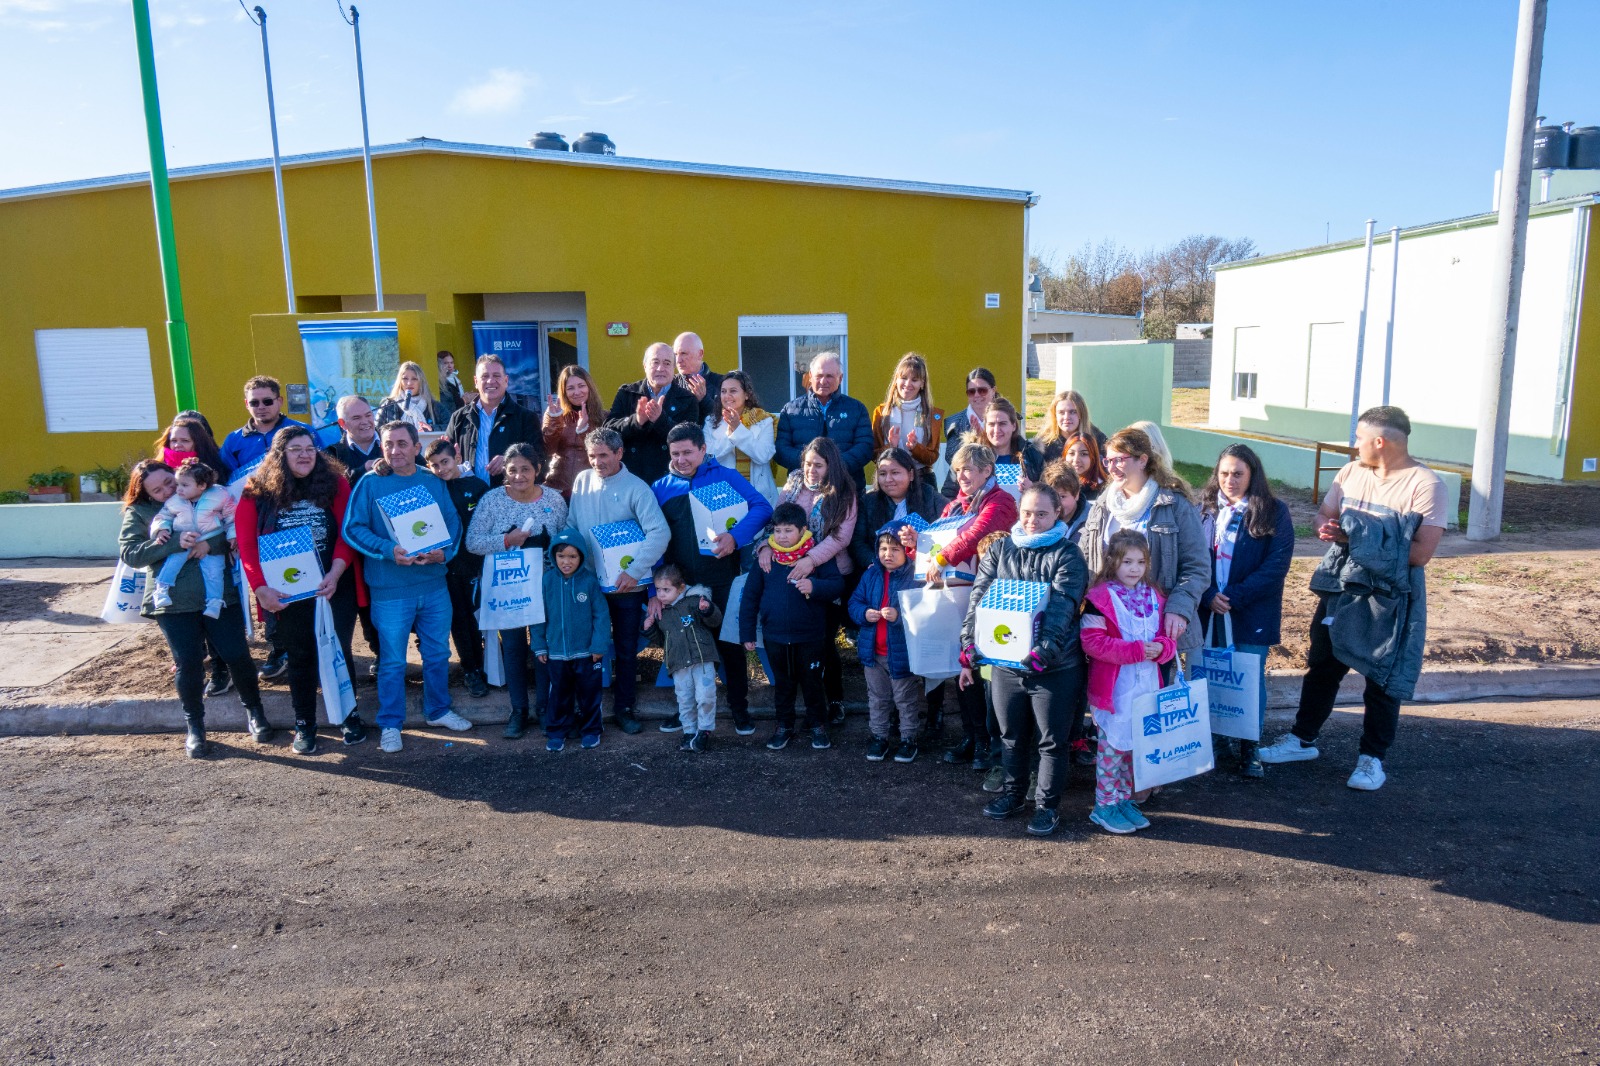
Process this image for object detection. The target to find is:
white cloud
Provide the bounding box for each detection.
[449,69,534,116]
[577,90,636,108]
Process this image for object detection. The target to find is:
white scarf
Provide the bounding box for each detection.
[892,396,923,445]
[1104,478,1158,531]
[1213,493,1245,590]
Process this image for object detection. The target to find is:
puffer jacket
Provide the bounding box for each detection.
[119,500,238,618]
[531,528,612,661]
[959,534,1089,672]
[938,483,1018,569]
[846,556,919,678]
[774,390,875,488]
[1078,486,1210,653]
[647,583,723,674]
[1309,508,1428,700]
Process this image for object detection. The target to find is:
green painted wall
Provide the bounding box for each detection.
[1054,341,1173,431]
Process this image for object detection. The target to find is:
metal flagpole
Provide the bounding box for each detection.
[1468,0,1548,541]
[243,4,295,312]
[130,0,197,411]
[339,3,384,311]
[1348,219,1376,445]
[1381,226,1400,404]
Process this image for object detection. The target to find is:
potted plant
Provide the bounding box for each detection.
[79,472,101,495]
[27,469,71,503]
[84,463,130,500]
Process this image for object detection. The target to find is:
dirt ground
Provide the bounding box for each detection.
[2,697,1596,1064]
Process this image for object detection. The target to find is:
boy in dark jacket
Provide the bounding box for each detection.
[645,564,724,752]
[425,439,491,697]
[847,530,923,764]
[531,529,612,752]
[740,502,846,752]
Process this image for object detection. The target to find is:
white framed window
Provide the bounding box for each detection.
[36,328,160,433]
[1234,372,1259,400]
[1231,325,1263,404]
[736,314,848,408]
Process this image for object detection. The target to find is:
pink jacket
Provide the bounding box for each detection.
[1080,582,1177,711]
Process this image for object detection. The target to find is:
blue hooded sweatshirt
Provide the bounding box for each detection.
[531,528,612,660]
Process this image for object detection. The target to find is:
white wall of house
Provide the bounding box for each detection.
[1210,201,1590,479]
[1028,308,1142,345]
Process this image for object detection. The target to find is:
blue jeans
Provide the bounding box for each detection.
[371,584,454,730]
[158,551,225,603]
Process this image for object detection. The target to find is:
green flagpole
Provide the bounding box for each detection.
[131,0,197,411]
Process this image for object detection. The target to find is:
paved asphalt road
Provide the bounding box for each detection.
[2,698,1596,1065]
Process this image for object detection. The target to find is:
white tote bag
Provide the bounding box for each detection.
[100,561,151,624]
[477,547,544,630]
[898,585,971,682]
[1131,676,1214,790]
[1193,616,1263,742]
[314,596,358,726]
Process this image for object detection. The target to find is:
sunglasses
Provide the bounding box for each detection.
[966,386,991,396]
[247,397,278,407]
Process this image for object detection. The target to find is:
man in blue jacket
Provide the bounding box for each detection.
[342,421,474,754]
[652,422,773,735]
[774,351,874,492]
[220,375,309,482]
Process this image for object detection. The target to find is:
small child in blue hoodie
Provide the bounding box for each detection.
[531,528,612,752]
[847,528,924,764]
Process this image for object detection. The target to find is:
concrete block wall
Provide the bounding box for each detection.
[1172,339,1212,387]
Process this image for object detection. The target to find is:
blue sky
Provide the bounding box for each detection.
[2,0,1597,258]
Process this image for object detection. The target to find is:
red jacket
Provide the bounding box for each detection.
[234,477,366,620]
[1080,582,1177,711]
[938,483,1018,567]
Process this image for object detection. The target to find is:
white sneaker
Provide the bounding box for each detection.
[152,585,173,610]
[1347,754,1386,791]
[428,710,474,731]
[379,727,403,753]
[203,598,223,619]
[1257,732,1319,764]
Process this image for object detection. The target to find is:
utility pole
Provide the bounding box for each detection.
[339,3,384,311]
[1468,0,1547,541]
[130,0,197,411]
[1348,219,1376,445]
[1382,226,1400,404]
[245,5,295,312]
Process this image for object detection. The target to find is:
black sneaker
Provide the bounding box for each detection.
[291,725,318,755]
[659,719,683,734]
[258,653,288,681]
[1026,807,1060,836]
[465,670,489,698]
[340,713,368,746]
[616,712,643,735]
[972,748,995,772]
[811,727,831,750]
[766,727,793,751]
[732,712,755,737]
[828,702,846,727]
[865,736,891,762]
[983,794,1027,820]
[678,732,698,752]
[893,739,919,764]
[942,737,975,764]
[203,671,234,698]
[690,732,708,753]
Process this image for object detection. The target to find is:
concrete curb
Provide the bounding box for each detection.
[3,663,1598,738]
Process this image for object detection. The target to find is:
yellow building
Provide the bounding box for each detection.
[0,139,1034,492]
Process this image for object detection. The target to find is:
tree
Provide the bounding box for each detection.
[1032,234,1256,339]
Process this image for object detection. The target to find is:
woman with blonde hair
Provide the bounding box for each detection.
[966,396,1043,483]
[376,361,439,431]
[1077,427,1209,657]
[1036,389,1105,462]
[542,364,604,498]
[705,369,779,503]
[871,352,944,484]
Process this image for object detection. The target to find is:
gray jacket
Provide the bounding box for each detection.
[1309,508,1428,700]
[1078,487,1210,653]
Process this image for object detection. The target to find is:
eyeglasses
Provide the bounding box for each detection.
[1104,455,1137,466]
[283,446,317,457]
[247,397,277,407]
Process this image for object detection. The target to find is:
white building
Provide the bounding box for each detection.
[1026,273,1143,378]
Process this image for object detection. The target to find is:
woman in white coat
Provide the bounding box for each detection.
[704,369,779,503]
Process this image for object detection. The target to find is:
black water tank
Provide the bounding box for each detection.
[572,132,616,156]
[1532,124,1570,169]
[529,132,568,152]
[1570,127,1600,170]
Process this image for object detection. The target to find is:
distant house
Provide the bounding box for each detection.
[1026,273,1143,377]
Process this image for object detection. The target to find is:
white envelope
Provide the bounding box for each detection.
[256,526,324,604]
[375,483,454,556]
[689,482,749,555]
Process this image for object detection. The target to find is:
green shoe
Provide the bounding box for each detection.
[1117,799,1151,830]
[1089,803,1136,835]
[981,764,1006,793]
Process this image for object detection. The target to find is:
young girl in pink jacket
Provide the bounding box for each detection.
[1080,530,1177,835]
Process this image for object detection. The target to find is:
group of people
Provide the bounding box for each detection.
[119,333,1449,836]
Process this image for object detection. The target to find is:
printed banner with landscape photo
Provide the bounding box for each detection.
[299,318,401,439]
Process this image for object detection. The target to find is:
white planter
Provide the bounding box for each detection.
[79,475,100,495]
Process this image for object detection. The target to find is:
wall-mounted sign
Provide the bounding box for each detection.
[984,293,1001,309]
[285,383,311,416]
[606,321,631,337]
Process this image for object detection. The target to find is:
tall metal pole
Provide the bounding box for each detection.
[1381,226,1400,404]
[1348,219,1376,444]
[130,0,197,411]
[248,6,295,312]
[341,4,384,310]
[1468,0,1547,541]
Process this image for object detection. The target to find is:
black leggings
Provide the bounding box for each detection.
[155,603,263,722]
[991,665,1081,809]
[272,579,357,725]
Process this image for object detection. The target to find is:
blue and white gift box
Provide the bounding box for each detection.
[592,520,647,593]
[915,513,975,581]
[689,481,748,554]
[376,484,454,556]
[974,579,1050,668]
[256,526,323,604]
[877,513,929,537]
[994,463,1023,501]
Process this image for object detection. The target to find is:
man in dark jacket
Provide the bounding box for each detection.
[325,396,383,488]
[444,354,543,488]
[774,351,874,491]
[650,423,773,735]
[606,342,700,485]
[672,331,724,421]
[434,350,466,425]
